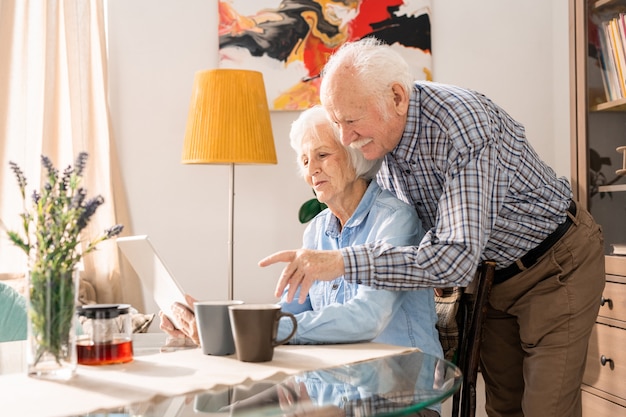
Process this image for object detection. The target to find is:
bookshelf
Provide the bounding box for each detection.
[598,183,626,192]
[591,96,626,110]
[571,0,626,414]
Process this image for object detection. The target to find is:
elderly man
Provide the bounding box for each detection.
[260,38,605,417]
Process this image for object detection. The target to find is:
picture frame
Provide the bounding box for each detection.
[218,0,432,111]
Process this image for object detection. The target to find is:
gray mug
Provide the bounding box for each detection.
[194,300,244,356]
[228,303,297,362]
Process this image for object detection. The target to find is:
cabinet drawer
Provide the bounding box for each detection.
[598,279,626,323]
[582,388,625,416]
[583,323,626,399]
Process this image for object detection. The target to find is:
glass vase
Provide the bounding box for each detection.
[26,268,79,380]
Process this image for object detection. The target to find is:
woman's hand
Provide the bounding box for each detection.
[158,294,199,345]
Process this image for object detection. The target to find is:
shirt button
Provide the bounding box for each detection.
[356,280,362,285]
[404,169,411,174]
[332,284,339,290]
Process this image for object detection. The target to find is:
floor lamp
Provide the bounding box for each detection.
[181,69,277,300]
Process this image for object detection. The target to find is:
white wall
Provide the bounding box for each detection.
[431,1,571,178]
[107,0,571,314]
[107,0,310,314]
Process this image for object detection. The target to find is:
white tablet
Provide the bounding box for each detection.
[117,235,187,328]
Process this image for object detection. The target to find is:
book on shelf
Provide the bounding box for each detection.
[610,17,626,97]
[594,13,626,102]
[598,19,621,100]
[610,242,626,256]
[597,30,614,101]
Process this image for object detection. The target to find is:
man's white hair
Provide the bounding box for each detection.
[321,37,414,118]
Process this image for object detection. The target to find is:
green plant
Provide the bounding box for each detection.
[6,152,123,366]
[298,189,327,224]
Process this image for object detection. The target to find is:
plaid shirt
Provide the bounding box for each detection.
[341,81,572,289]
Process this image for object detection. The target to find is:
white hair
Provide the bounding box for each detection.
[290,106,381,179]
[321,37,414,118]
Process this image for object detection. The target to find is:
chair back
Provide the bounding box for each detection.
[449,260,496,417]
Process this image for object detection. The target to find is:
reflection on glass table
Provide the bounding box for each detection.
[81,350,461,417]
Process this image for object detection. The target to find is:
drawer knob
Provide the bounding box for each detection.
[600,355,614,368]
[600,296,612,308]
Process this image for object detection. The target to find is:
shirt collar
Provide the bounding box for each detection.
[324,181,382,238]
[392,83,421,162]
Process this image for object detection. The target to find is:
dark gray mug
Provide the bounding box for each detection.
[194,300,244,356]
[228,303,297,362]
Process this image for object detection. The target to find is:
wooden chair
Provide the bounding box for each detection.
[450,260,496,417]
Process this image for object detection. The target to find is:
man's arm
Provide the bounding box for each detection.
[258,248,344,303]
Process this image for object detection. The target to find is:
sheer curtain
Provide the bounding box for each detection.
[0,0,126,303]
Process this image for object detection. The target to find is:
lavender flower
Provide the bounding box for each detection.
[31,190,41,205]
[74,151,88,177]
[40,155,58,183]
[9,161,27,199]
[76,196,104,231]
[106,224,124,238]
[60,165,72,192]
[70,188,86,210]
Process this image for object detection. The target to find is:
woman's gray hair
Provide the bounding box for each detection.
[321,37,414,119]
[290,105,381,180]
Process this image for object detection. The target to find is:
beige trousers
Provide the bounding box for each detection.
[480,201,605,417]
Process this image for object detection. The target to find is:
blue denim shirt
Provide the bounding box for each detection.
[278,181,443,360]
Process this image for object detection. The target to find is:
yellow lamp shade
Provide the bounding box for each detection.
[182,69,277,165]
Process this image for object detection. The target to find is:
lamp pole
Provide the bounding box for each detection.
[227,163,235,300]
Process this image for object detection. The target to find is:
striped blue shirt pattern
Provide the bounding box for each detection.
[341,81,572,289]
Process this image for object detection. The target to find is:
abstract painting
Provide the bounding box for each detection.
[218,0,432,111]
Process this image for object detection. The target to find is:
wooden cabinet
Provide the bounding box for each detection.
[571,1,626,414]
[582,259,626,412]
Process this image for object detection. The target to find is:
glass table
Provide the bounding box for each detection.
[0,334,461,417]
[87,339,460,417]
